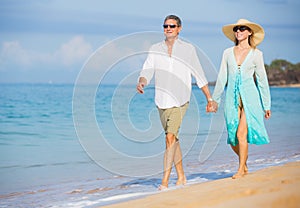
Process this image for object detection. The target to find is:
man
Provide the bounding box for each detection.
[136,15,213,190]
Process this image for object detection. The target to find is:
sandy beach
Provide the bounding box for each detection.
[102,161,300,208]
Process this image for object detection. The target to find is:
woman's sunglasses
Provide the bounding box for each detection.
[233,26,250,32]
[163,24,177,29]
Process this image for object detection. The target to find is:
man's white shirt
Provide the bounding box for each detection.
[140,38,208,109]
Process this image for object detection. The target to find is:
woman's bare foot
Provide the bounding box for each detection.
[244,164,248,175]
[176,176,187,186]
[232,171,245,179]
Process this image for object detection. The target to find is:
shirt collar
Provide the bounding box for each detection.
[161,38,182,50]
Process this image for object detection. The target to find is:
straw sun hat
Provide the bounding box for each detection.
[222,19,265,46]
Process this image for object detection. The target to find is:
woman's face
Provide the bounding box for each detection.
[234,26,252,43]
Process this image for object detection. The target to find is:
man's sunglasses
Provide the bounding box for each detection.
[233,26,250,32]
[163,24,177,29]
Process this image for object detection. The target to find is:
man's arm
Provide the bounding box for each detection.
[201,84,212,101]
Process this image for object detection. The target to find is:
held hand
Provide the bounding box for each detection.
[206,102,212,112]
[136,82,145,94]
[265,110,271,119]
[211,101,218,113]
[206,101,218,113]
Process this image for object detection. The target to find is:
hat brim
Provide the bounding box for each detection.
[222,22,265,46]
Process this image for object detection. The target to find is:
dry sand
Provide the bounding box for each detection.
[102,161,300,208]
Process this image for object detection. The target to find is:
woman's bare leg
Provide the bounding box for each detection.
[230,145,248,173]
[232,108,248,179]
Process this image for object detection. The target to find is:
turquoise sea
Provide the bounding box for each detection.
[0,83,299,207]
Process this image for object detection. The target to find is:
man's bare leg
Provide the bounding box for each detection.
[173,140,186,186]
[160,133,177,189]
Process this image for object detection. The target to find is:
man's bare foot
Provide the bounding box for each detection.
[158,184,168,191]
[176,177,187,186]
[158,181,168,190]
[232,171,245,179]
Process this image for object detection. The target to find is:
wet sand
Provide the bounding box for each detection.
[102,161,300,208]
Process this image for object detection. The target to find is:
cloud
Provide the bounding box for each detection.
[55,36,93,67]
[0,41,33,67]
[0,36,93,71]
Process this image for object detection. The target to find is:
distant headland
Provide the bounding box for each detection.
[265,59,300,87]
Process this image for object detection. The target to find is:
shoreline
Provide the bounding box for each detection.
[270,83,300,88]
[207,82,300,88]
[102,161,300,208]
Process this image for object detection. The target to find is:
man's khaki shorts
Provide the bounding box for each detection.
[157,102,189,139]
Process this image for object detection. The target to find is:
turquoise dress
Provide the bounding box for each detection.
[212,47,271,146]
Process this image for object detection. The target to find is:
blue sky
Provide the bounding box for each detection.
[0,0,299,83]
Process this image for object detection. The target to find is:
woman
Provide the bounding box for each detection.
[211,19,271,179]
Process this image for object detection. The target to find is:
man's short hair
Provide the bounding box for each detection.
[164,15,182,27]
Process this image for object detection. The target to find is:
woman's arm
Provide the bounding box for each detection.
[254,50,271,112]
[212,50,228,105]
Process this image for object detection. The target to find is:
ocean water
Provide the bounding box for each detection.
[0,83,299,207]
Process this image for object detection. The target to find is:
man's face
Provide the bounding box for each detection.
[163,19,181,39]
